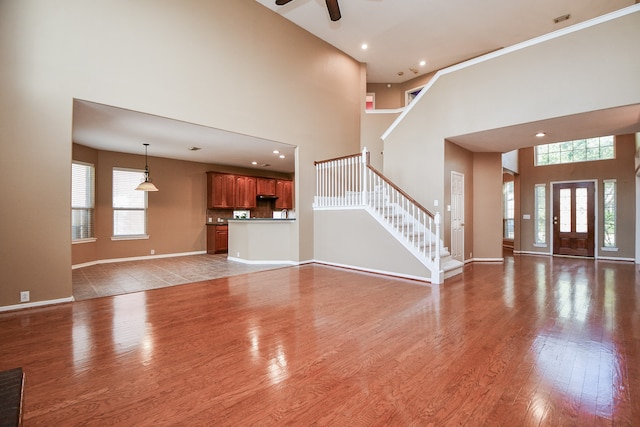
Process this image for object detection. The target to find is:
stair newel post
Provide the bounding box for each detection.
[361,147,368,206]
[434,212,444,284]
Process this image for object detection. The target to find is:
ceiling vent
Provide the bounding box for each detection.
[553,14,570,24]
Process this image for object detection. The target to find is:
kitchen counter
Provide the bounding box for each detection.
[227,219,296,264]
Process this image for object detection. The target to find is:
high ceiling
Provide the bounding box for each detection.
[255,0,635,83]
[73,1,638,168]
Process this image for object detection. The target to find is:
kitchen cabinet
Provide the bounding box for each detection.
[207,173,235,209]
[256,178,276,196]
[207,225,228,254]
[275,179,293,209]
[235,176,257,208]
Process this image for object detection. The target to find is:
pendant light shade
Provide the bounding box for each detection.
[135,143,159,191]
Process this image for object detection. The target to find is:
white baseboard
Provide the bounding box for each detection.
[72,251,207,269]
[513,250,551,256]
[0,296,75,313]
[227,256,298,266]
[312,260,432,284]
[466,257,504,263]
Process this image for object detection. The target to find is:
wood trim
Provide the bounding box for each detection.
[313,152,363,165]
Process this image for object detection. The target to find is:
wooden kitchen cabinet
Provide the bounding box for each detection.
[275,179,293,209]
[207,173,235,209]
[256,178,276,196]
[207,225,228,254]
[235,176,257,208]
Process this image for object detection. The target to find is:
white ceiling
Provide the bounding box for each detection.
[73,100,297,173]
[73,1,639,169]
[255,0,635,83]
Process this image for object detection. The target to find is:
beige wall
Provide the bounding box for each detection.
[383,10,640,262]
[472,153,504,260]
[444,141,474,259]
[366,71,437,109]
[0,0,362,308]
[72,144,214,265]
[518,134,636,259]
[314,209,432,280]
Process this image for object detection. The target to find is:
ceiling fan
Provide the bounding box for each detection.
[275,0,341,22]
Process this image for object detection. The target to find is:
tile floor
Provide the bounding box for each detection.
[72,254,290,300]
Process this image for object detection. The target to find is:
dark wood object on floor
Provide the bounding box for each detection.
[0,367,24,427]
[1,257,639,425]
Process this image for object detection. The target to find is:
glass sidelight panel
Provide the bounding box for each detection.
[576,188,588,233]
[559,188,571,232]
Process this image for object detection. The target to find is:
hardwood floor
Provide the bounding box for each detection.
[1,255,639,425]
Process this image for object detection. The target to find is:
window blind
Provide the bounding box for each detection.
[72,162,95,240]
[113,168,147,237]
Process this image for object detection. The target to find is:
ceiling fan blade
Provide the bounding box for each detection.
[275,0,293,5]
[326,0,341,21]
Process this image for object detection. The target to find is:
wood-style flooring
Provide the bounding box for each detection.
[1,255,639,425]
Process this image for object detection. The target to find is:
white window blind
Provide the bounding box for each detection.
[113,168,147,237]
[72,162,95,240]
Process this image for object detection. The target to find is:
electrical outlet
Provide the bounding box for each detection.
[20,291,30,302]
[150,249,155,255]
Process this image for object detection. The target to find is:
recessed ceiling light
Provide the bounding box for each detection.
[273,150,279,154]
[188,146,201,151]
[361,43,368,50]
[419,60,426,66]
[251,161,258,165]
[279,155,285,159]
[536,132,546,138]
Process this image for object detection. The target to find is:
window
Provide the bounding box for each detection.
[603,180,616,248]
[535,135,614,166]
[365,93,375,110]
[72,162,95,240]
[113,168,147,238]
[503,180,514,240]
[534,184,546,245]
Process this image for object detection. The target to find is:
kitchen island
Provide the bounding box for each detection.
[227,218,297,264]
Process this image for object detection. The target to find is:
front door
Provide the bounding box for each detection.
[552,182,595,257]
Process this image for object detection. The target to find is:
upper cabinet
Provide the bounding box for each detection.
[235,176,257,208]
[207,172,292,210]
[256,178,276,196]
[207,172,235,209]
[275,179,293,209]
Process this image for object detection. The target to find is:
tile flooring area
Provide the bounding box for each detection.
[72,254,290,300]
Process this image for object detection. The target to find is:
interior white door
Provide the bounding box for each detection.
[451,171,465,262]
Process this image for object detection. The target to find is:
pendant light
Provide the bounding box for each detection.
[135,143,159,191]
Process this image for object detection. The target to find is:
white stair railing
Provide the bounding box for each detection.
[314,148,443,283]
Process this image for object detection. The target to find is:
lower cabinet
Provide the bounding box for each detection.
[207,225,228,254]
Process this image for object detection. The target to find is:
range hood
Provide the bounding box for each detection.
[257,194,278,200]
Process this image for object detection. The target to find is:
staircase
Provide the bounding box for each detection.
[313,148,463,284]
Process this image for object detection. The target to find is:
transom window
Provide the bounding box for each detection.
[535,136,614,166]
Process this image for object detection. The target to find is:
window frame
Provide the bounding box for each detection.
[112,167,149,240]
[72,161,96,243]
[534,136,615,167]
[534,184,547,247]
[503,180,515,240]
[602,179,617,250]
